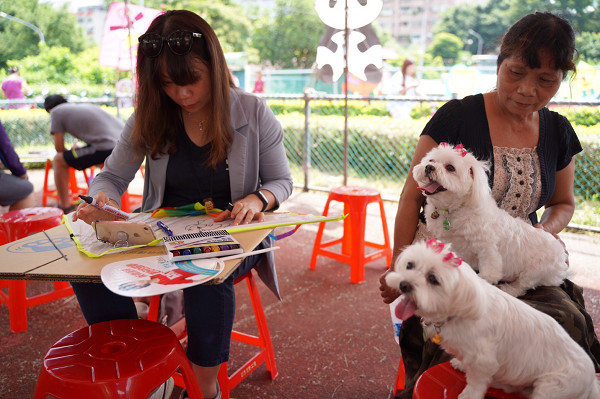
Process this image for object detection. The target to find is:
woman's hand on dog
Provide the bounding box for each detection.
[535,223,570,267]
[379,269,401,304]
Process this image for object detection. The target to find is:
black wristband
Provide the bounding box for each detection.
[252,190,269,212]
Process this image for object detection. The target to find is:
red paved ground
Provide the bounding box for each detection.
[1,171,599,399]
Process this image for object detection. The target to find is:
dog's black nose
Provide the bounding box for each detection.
[399,281,412,293]
[425,164,435,176]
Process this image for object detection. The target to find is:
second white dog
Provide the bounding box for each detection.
[386,239,599,399]
[412,143,568,297]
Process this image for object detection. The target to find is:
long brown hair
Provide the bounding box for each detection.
[132,10,234,167]
[401,58,414,89]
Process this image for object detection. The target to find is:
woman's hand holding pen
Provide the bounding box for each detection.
[213,192,270,225]
[73,192,122,224]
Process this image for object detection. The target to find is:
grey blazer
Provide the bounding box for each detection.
[88,88,294,299]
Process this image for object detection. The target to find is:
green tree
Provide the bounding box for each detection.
[0,0,88,69]
[435,1,512,55]
[435,0,600,55]
[17,44,77,85]
[15,44,112,86]
[577,32,600,63]
[251,0,323,68]
[179,1,251,52]
[124,0,252,53]
[72,46,116,85]
[428,33,464,65]
[504,0,600,33]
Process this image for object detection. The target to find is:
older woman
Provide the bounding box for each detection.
[379,12,600,398]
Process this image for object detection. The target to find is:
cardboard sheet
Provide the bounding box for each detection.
[0,224,272,283]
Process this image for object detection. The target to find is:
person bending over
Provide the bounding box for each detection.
[44,94,124,213]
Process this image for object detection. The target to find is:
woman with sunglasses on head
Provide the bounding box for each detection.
[73,10,293,399]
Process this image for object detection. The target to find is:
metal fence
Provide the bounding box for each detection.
[2,93,600,229]
[267,93,600,230]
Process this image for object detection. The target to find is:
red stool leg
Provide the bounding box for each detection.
[341,201,352,255]
[68,167,79,199]
[7,281,28,332]
[378,198,393,266]
[120,191,131,212]
[218,362,231,399]
[245,271,278,378]
[347,198,368,284]
[42,159,53,206]
[147,295,161,322]
[394,356,405,394]
[309,195,334,271]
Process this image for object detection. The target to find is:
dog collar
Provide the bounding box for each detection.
[431,208,450,230]
[421,318,449,344]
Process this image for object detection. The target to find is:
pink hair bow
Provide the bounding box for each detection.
[426,238,445,253]
[455,144,468,158]
[443,252,463,267]
[426,238,462,267]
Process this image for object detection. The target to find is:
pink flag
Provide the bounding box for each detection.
[99,2,162,71]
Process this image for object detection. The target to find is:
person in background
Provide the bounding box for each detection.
[72,10,293,399]
[1,67,30,109]
[398,58,419,96]
[252,71,265,93]
[386,58,420,119]
[379,12,600,398]
[0,121,34,211]
[44,95,124,213]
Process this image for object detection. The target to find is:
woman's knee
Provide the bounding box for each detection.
[71,282,137,324]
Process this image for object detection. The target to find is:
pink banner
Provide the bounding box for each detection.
[99,2,162,71]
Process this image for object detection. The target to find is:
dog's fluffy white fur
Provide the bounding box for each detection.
[412,143,568,297]
[386,240,600,399]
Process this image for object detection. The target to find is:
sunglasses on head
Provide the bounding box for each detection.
[138,30,203,58]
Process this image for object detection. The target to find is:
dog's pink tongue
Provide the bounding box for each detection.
[394,295,417,321]
[419,182,441,194]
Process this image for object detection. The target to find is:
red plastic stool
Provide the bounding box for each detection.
[42,159,94,206]
[33,318,203,399]
[146,269,278,399]
[0,207,73,333]
[310,186,392,283]
[414,362,527,399]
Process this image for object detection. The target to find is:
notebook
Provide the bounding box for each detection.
[163,230,244,261]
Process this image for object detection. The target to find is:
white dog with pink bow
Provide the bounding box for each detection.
[412,143,568,297]
[386,239,600,399]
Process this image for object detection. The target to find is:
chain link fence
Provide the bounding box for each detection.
[268,93,600,230]
[2,94,600,229]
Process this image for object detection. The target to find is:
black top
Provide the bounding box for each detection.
[162,128,231,209]
[421,94,582,224]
